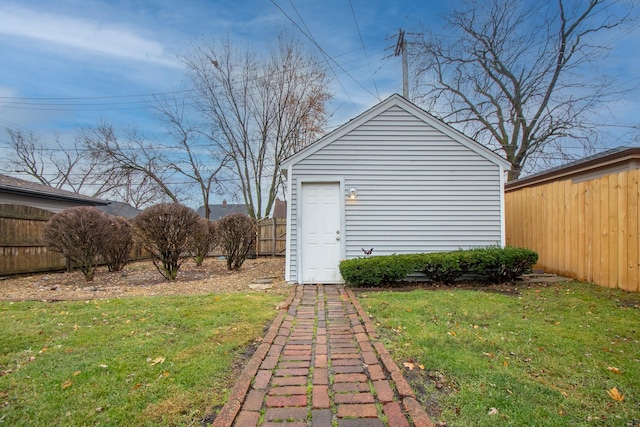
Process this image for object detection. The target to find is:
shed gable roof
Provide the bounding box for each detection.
[282,93,511,170]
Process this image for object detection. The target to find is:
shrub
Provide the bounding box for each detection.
[102,216,134,272]
[468,246,539,283]
[339,254,415,287]
[418,251,470,285]
[339,247,539,287]
[134,203,201,280]
[44,206,110,281]
[217,213,256,270]
[193,218,217,267]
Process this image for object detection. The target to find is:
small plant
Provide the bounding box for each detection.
[193,218,217,267]
[134,203,201,280]
[44,206,110,281]
[217,213,256,270]
[102,216,134,272]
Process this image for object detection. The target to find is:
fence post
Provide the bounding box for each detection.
[271,218,276,256]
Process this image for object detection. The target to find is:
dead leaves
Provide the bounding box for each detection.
[402,360,425,371]
[149,356,165,366]
[607,387,625,402]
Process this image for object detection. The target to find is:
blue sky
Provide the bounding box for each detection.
[0,0,639,169]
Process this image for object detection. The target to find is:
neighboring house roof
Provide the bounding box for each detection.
[0,174,109,205]
[505,146,640,191]
[282,93,511,170]
[98,200,141,218]
[197,201,248,220]
[273,198,286,219]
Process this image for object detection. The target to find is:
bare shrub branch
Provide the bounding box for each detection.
[102,216,134,272]
[134,203,201,280]
[217,213,256,271]
[44,207,110,281]
[192,218,218,267]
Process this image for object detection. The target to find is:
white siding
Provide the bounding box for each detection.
[287,105,504,282]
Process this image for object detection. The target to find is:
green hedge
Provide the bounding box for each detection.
[339,254,416,287]
[339,247,538,287]
[466,246,539,284]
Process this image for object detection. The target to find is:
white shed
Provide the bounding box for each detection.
[282,94,511,284]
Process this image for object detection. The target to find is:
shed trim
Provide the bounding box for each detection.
[282,94,511,170]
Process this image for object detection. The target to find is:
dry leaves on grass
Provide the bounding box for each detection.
[0,257,290,301]
[607,387,625,402]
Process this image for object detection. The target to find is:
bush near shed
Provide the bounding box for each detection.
[134,203,201,280]
[44,207,111,282]
[339,247,538,287]
[217,213,257,271]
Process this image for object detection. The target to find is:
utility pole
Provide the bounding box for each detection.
[394,28,408,98]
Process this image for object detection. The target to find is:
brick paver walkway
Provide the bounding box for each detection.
[212,284,433,427]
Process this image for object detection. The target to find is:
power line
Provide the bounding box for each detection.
[349,0,380,100]
[272,0,377,107]
[0,43,390,114]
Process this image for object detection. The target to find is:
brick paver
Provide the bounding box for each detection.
[211,284,433,427]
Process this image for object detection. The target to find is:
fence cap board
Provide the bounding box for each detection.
[506,146,640,191]
[0,204,54,221]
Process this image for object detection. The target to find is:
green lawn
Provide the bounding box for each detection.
[0,292,285,426]
[360,282,640,426]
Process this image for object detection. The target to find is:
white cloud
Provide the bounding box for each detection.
[0,4,180,68]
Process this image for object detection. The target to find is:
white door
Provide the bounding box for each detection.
[300,182,342,283]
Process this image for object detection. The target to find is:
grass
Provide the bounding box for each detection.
[0,292,285,426]
[359,282,640,426]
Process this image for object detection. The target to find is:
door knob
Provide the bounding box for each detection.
[336,237,340,241]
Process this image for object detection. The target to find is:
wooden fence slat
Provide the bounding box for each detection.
[576,181,586,280]
[630,170,639,291]
[585,179,594,283]
[617,172,628,290]
[505,168,640,291]
[0,204,67,275]
[608,173,618,288]
[256,218,286,256]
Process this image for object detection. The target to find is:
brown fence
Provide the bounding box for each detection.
[0,204,67,275]
[256,218,286,256]
[505,169,639,292]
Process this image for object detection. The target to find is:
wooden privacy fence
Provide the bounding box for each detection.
[256,218,286,256]
[505,169,639,292]
[0,204,67,275]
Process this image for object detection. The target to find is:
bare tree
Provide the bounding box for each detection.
[183,33,331,219]
[4,128,164,207]
[152,96,229,220]
[80,121,181,203]
[410,0,633,180]
[5,129,102,192]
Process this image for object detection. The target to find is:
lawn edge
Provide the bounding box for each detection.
[211,290,296,427]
